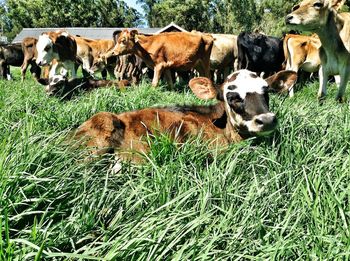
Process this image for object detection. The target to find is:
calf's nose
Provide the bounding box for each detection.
[285,14,294,24]
[254,113,277,129]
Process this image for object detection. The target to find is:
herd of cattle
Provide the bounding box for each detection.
[0,27,320,96]
[0,0,348,170]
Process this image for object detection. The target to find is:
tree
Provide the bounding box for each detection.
[137,0,304,36]
[1,0,142,40]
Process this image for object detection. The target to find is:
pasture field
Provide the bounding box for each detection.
[1,69,350,260]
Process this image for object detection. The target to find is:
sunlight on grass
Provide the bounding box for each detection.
[1,69,350,259]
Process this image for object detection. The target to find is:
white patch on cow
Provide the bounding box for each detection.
[223,69,267,99]
[36,34,53,65]
[60,31,69,37]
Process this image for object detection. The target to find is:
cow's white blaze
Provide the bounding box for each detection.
[223,69,267,99]
[36,34,53,65]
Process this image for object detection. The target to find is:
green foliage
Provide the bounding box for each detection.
[138,0,301,35]
[1,0,142,41]
[1,68,350,259]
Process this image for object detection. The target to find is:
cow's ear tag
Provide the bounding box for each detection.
[134,35,139,43]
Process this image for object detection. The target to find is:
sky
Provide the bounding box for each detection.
[124,0,144,15]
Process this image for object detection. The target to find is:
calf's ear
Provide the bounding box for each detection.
[265,70,297,93]
[189,77,221,100]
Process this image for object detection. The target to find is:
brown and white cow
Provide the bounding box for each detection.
[111,30,213,88]
[36,31,77,78]
[73,69,297,172]
[283,33,321,96]
[21,37,42,81]
[286,0,350,101]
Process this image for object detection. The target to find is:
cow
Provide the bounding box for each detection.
[38,74,130,98]
[0,43,24,80]
[90,53,117,80]
[283,34,321,96]
[286,0,350,102]
[237,32,285,78]
[110,30,213,88]
[20,37,42,82]
[72,69,297,172]
[192,31,238,83]
[74,37,115,78]
[36,30,78,78]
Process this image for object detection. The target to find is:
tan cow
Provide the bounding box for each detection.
[74,37,115,77]
[73,69,297,172]
[111,30,213,88]
[286,0,350,101]
[283,33,321,96]
[193,31,238,83]
[20,37,42,81]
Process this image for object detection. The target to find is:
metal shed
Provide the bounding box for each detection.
[12,22,187,43]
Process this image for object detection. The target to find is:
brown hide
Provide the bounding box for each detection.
[75,105,228,161]
[283,34,321,73]
[113,30,214,87]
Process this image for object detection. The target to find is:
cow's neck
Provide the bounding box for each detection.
[316,10,348,56]
[133,35,155,68]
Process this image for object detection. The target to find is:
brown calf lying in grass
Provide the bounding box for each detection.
[73,69,297,172]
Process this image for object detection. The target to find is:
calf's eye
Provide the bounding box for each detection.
[292,5,300,11]
[313,2,323,9]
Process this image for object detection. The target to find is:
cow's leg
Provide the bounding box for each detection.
[164,69,174,89]
[152,64,164,87]
[0,60,5,79]
[101,69,107,80]
[21,60,29,81]
[107,66,116,80]
[30,62,42,81]
[49,62,61,78]
[64,61,77,79]
[6,64,11,80]
[318,66,328,100]
[336,68,350,102]
[334,75,341,88]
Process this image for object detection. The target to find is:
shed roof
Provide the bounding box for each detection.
[12,23,187,43]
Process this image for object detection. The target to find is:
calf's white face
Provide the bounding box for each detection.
[223,70,277,136]
[36,34,55,66]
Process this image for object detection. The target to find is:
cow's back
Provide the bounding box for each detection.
[210,34,237,69]
[142,32,213,68]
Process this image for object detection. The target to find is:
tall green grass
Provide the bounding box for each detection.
[1,70,350,260]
